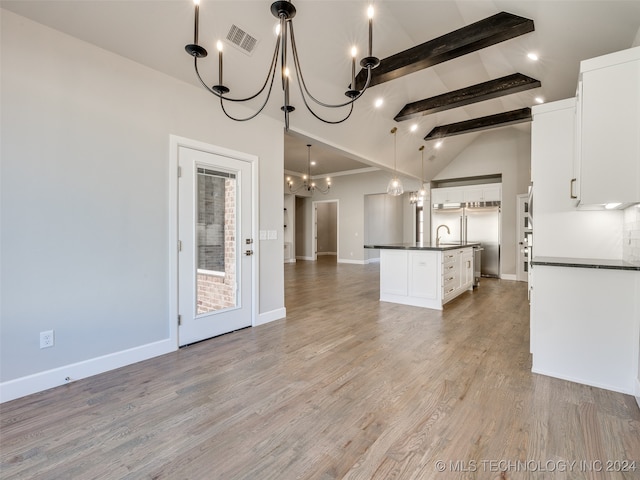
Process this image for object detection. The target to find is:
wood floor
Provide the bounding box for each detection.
[2,257,639,479]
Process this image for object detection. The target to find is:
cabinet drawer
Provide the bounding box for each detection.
[443,285,458,302]
[442,263,457,275]
[443,272,458,288]
[442,252,458,264]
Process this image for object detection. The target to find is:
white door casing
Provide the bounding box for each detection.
[169,136,257,348]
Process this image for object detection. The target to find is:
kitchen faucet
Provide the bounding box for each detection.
[436,224,450,246]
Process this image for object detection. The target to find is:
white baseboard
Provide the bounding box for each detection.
[531,367,634,396]
[317,252,337,256]
[296,256,314,261]
[338,258,366,265]
[0,339,175,403]
[255,307,286,327]
[365,257,380,264]
[500,274,517,281]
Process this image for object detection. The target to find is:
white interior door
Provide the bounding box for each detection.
[178,146,253,346]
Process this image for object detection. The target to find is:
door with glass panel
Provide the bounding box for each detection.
[178,146,253,346]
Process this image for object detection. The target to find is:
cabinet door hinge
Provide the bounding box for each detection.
[178,240,183,252]
[178,314,182,326]
[178,166,182,178]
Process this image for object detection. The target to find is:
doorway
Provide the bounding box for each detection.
[176,142,255,346]
[313,200,338,260]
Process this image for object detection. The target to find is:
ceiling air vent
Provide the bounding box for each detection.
[226,24,258,56]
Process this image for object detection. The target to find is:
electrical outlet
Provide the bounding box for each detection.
[40,330,54,349]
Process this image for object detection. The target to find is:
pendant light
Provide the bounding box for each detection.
[287,145,330,195]
[387,127,404,196]
[418,145,427,199]
[410,145,427,204]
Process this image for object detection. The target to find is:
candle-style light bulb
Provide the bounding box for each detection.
[217,41,224,85]
[193,0,201,45]
[350,46,358,87]
[367,5,374,57]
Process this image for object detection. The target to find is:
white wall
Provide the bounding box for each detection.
[0,11,285,399]
[364,193,405,261]
[433,128,531,277]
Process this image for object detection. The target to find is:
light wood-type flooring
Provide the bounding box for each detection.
[2,256,639,479]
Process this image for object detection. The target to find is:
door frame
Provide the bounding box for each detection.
[169,135,258,348]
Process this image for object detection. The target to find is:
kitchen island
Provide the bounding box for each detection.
[364,242,479,310]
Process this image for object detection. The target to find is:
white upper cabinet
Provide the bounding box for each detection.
[432,184,501,204]
[532,98,577,213]
[464,185,501,203]
[577,46,640,207]
[431,187,463,204]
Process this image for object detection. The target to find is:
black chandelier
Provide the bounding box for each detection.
[185,0,380,130]
[287,144,331,194]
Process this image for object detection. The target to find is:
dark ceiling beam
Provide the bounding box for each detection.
[394,73,540,122]
[354,12,534,90]
[424,107,532,140]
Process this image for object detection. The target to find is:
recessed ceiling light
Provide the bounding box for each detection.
[535,96,544,104]
[310,161,316,166]
[374,98,383,108]
[435,141,443,149]
[410,124,418,132]
[527,52,539,61]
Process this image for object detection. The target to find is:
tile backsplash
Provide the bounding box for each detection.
[623,204,640,262]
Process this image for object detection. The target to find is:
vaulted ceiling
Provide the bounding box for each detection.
[3,1,639,183]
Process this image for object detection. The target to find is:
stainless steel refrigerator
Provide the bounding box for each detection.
[431,202,501,277]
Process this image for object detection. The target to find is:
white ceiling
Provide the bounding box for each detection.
[3,0,639,182]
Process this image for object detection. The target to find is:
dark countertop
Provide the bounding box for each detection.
[364,241,480,251]
[531,256,640,271]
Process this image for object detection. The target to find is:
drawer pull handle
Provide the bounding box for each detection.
[447,287,455,294]
[570,178,577,199]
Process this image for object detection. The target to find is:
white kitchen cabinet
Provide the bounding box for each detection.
[532,98,577,213]
[431,187,463,204]
[531,98,623,259]
[530,262,640,395]
[576,46,640,207]
[462,249,474,287]
[442,248,474,303]
[432,184,501,204]
[377,246,474,310]
[463,185,501,203]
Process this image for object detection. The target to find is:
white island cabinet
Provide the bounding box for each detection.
[369,243,476,310]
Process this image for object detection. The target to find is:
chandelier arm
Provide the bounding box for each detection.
[297,91,356,124]
[192,37,280,103]
[289,51,358,123]
[289,23,373,109]
[218,57,280,122]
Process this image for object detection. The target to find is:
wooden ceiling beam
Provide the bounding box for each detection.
[354,12,534,90]
[424,107,532,140]
[394,73,540,122]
